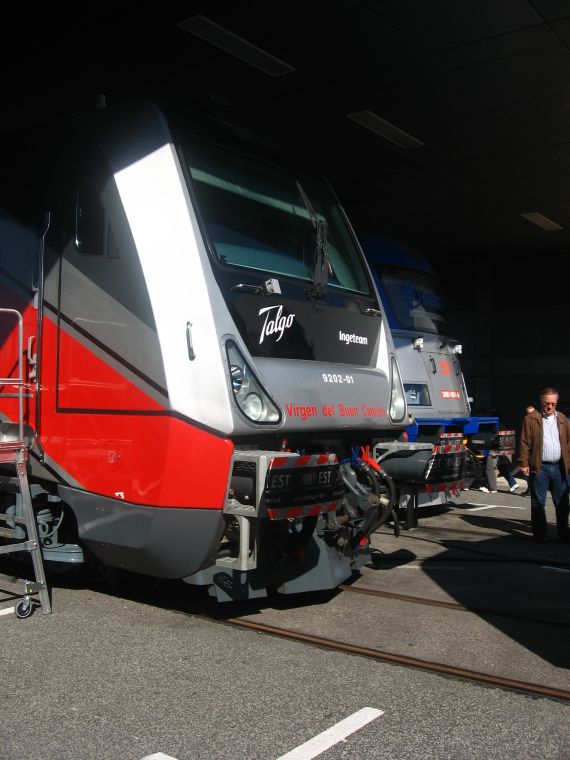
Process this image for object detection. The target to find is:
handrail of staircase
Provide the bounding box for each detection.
[0,308,24,445]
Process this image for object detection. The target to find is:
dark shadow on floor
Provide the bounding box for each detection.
[379,527,570,669]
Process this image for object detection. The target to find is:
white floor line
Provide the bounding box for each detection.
[0,606,14,616]
[541,566,570,573]
[462,504,525,511]
[275,707,384,760]
[141,753,178,760]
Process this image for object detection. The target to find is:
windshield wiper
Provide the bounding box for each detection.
[296,181,332,299]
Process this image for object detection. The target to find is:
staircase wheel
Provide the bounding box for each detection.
[15,599,34,619]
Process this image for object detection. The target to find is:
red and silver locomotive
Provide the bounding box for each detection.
[0,102,413,601]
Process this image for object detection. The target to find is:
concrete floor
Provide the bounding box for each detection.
[0,478,568,760]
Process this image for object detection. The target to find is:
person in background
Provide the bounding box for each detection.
[518,388,570,543]
[481,421,519,494]
[518,405,535,496]
[497,452,519,492]
[498,405,537,493]
[479,453,497,493]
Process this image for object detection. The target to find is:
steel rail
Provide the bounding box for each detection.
[374,528,570,569]
[226,616,570,703]
[339,584,570,629]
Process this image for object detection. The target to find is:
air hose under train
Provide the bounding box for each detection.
[341,447,399,540]
[359,462,398,537]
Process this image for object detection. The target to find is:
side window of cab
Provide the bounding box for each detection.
[75,182,105,256]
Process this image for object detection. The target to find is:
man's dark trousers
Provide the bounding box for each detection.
[529,461,570,539]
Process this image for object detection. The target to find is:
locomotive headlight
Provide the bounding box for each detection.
[230,364,244,393]
[389,357,406,423]
[226,341,281,424]
[244,393,263,420]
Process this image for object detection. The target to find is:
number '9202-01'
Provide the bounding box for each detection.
[322,373,355,384]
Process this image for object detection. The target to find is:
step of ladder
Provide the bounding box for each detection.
[0,446,51,618]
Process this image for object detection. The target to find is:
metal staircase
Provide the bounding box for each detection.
[0,308,51,618]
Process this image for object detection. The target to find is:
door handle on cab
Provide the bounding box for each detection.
[27,335,37,380]
[186,322,196,361]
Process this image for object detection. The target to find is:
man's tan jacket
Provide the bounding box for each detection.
[518,409,570,475]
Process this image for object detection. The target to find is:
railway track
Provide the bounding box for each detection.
[338,584,570,629]
[218,566,570,704]
[224,615,570,704]
[373,526,570,568]
[6,537,569,704]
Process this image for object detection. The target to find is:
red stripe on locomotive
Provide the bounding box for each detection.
[0,303,234,509]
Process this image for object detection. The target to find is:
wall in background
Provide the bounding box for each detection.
[435,251,570,429]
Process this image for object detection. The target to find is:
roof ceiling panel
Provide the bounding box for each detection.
[548,142,570,166]
[518,198,570,224]
[527,0,570,21]
[412,110,533,157]
[179,1,362,42]
[458,45,570,105]
[463,148,566,180]
[347,193,520,247]
[499,93,570,136]
[369,0,542,52]
[265,8,422,81]
[537,128,570,146]
[318,119,424,178]
[366,168,462,200]
[497,171,570,202]
[363,75,489,126]
[549,17,570,45]
[378,25,559,82]
[306,25,558,113]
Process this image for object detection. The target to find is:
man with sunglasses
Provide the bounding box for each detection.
[519,388,570,543]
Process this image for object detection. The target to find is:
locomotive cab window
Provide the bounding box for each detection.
[376,267,446,334]
[404,383,431,406]
[75,182,105,256]
[180,137,372,295]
